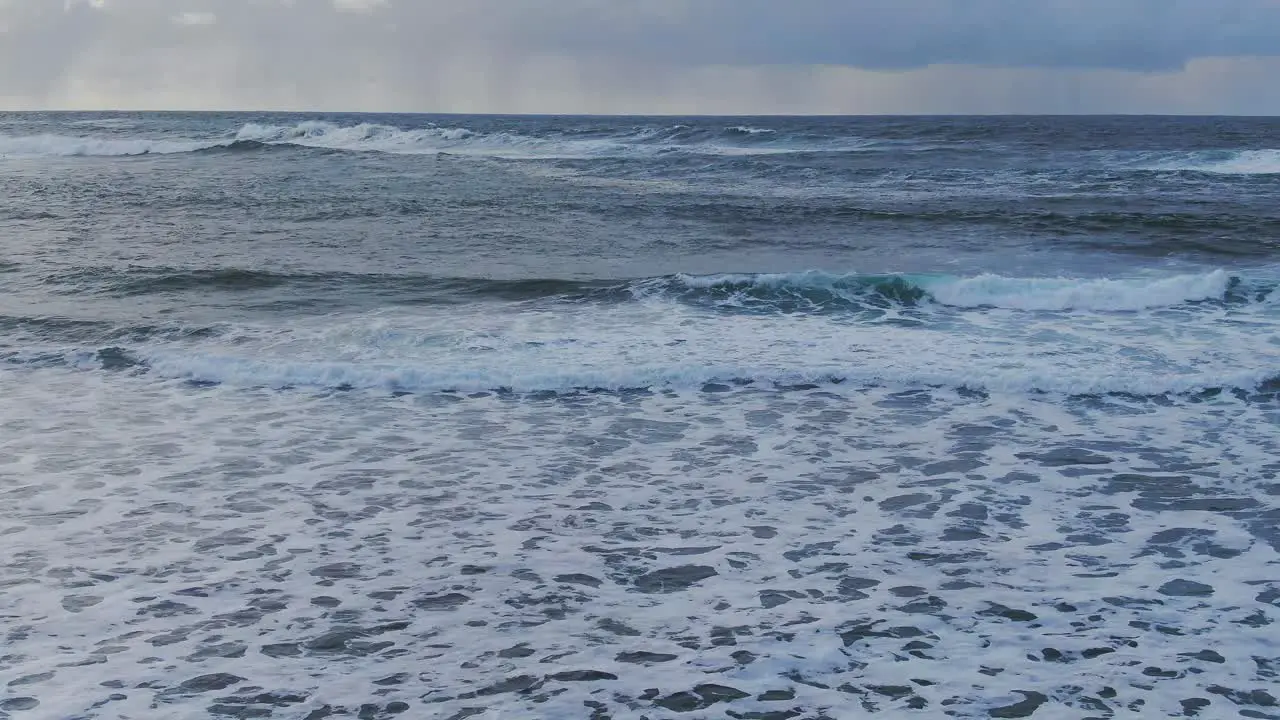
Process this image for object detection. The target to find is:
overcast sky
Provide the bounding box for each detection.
[2,0,1279,114]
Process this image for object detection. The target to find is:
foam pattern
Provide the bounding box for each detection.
[2,369,1277,719]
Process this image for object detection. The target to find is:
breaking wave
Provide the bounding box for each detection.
[226,121,882,158]
[1143,149,1280,175]
[56,266,1253,313]
[0,121,880,160]
[643,269,1244,312]
[7,121,1280,172]
[7,266,1276,398]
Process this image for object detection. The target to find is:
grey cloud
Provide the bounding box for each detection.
[544,0,1280,71]
[8,1,1280,69]
[1,0,1279,112]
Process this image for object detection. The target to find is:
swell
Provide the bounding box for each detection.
[595,202,1280,250]
[191,139,312,155]
[38,266,1266,312]
[55,267,605,302]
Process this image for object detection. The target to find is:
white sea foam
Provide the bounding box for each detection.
[1147,149,1280,175]
[666,269,1238,311]
[1199,149,1280,174]
[137,351,1277,396]
[230,121,868,158]
[0,123,595,160]
[920,269,1235,311]
[2,359,1277,719]
[231,121,566,157]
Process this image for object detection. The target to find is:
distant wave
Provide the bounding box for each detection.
[228,121,880,158]
[0,121,881,160]
[231,121,510,155]
[68,118,141,131]
[0,132,333,158]
[8,123,1278,169]
[1142,149,1280,175]
[49,265,1256,312]
[0,133,224,157]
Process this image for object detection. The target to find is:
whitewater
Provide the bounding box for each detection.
[5,118,1280,172]
[0,120,882,160]
[9,268,1278,397]
[2,112,1279,720]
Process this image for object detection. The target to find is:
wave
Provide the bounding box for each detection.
[103,268,298,294]
[193,139,287,155]
[69,118,140,130]
[229,121,513,156]
[228,121,877,158]
[0,121,880,160]
[0,133,325,158]
[1143,149,1280,175]
[8,267,1276,398]
[0,124,522,158]
[53,266,1255,312]
[63,267,597,301]
[650,269,1244,312]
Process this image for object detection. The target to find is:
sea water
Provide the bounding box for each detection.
[1,113,1279,719]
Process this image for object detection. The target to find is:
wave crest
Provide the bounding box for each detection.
[56,266,1251,313]
[1146,149,1280,175]
[0,121,881,160]
[656,269,1240,312]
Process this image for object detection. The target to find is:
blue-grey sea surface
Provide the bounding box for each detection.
[1,113,1279,719]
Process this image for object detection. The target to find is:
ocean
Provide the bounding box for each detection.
[1,113,1278,719]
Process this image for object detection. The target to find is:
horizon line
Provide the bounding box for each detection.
[3,109,1279,119]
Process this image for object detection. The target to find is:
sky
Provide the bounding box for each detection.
[1,0,1279,114]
